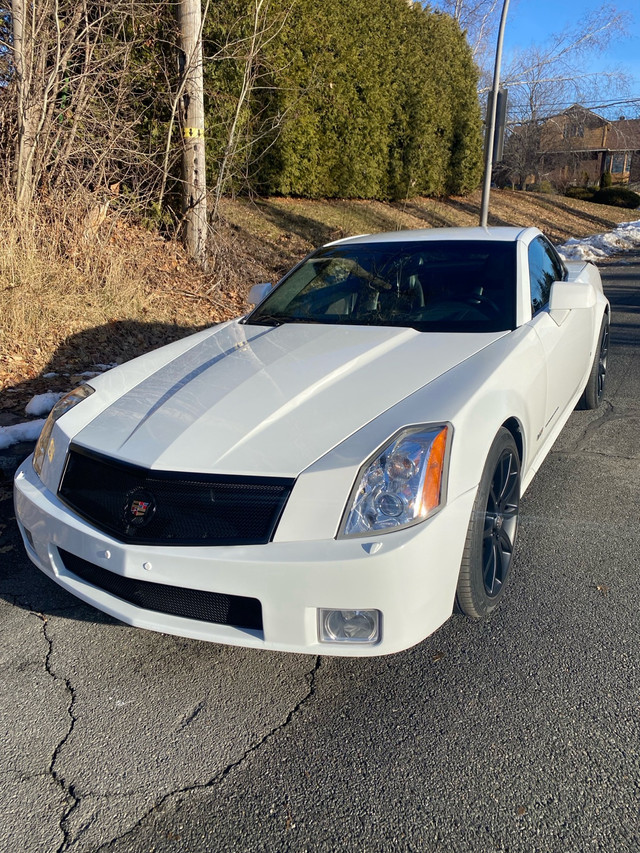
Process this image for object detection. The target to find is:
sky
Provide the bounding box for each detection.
[501,0,640,117]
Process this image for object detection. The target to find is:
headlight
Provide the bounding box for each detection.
[340,424,450,537]
[33,385,95,476]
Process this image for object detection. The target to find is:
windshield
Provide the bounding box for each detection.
[246,240,517,333]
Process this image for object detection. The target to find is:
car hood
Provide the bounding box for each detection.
[74,321,505,477]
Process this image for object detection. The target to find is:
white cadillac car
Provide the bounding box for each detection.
[14,227,609,656]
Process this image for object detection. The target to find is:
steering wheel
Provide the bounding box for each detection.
[467,291,501,315]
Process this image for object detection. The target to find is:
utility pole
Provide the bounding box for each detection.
[479,0,510,228]
[178,0,207,267]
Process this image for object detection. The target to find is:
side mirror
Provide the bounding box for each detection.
[549,280,596,326]
[248,282,273,306]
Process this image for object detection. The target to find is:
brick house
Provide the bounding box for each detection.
[536,105,640,187]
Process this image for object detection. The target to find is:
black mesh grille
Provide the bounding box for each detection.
[58,446,293,546]
[58,548,263,631]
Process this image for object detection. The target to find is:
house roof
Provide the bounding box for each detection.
[560,104,608,125]
[606,118,640,151]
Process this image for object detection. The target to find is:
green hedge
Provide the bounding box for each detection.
[565,187,595,201]
[591,187,640,209]
[204,0,483,200]
[565,185,640,208]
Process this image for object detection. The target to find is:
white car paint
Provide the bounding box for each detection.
[68,324,507,478]
[14,226,609,656]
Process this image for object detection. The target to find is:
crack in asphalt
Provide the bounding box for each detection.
[93,655,323,853]
[177,700,206,733]
[570,401,640,455]
[33,611,80,853]
[553,449,640,461]
[573,401,615,451]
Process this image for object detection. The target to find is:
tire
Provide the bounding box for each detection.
[578,314,609,410]
[455,428,521,619]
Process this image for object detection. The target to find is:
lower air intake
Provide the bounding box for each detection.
[58,548,263,632]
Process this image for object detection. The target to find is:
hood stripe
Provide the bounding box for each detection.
[122,325,275,448]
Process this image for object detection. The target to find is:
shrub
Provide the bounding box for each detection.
[527,180,555,194]
[600,171,613,189]
[565,186,595,201]
[213,0,483,200]
[591,186,640,209]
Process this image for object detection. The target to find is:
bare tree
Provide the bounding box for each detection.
[433,0,501,62]
[211,0,267,222]
[5,0,177,216]
[207,0,292,222]
[501,5,631,123]
[497,6,631,185]
[10,0,84,210]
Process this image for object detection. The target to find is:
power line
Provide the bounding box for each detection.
[506,96,640,120]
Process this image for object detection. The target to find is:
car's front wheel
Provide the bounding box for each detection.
[455,428,521,619]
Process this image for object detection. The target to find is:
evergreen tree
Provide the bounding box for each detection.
[204,0,483,200]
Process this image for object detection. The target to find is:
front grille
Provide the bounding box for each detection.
[59,446,294,546]
[59,548,263,631]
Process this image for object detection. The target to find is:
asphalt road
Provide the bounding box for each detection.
[1,257,639,853]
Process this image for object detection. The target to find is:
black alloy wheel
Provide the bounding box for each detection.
[456,428,521,619]
[481,448,520,598]
[595,320,609,403]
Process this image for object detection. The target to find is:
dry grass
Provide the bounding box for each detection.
[0,196,245,408]
[221,188,636,253]
[1,188,636,414]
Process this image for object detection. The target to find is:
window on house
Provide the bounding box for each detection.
[563,123,584,139]
[612,153,627,173]
[605,153,629,173]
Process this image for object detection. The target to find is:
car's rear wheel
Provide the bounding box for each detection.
[578,314,609,410]
[455,428,520,619]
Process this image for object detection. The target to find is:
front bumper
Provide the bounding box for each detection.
[14,457,475,656]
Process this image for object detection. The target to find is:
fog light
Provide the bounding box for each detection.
[318,609,381,644]
[24,527,35,549]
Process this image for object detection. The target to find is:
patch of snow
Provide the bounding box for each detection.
[557,219,640,261]
[75,371,101,377]
[43,372,58,379]
[0,420,45,450]
[25,392,64,417]
[94,363,118,371]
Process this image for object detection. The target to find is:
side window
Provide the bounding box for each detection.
[528,237,564,315]
[541,238,566,283]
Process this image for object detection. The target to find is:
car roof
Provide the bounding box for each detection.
[326,226,538,247]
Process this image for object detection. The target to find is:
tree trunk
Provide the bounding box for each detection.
[11,0,37,210]
[178,0,207,268]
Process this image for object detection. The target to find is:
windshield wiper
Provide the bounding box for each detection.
[247,314,327,326]
[245,313,286,326]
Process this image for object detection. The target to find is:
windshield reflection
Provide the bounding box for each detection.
[247,241,517,333]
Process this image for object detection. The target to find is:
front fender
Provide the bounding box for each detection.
[276,327,547,542]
